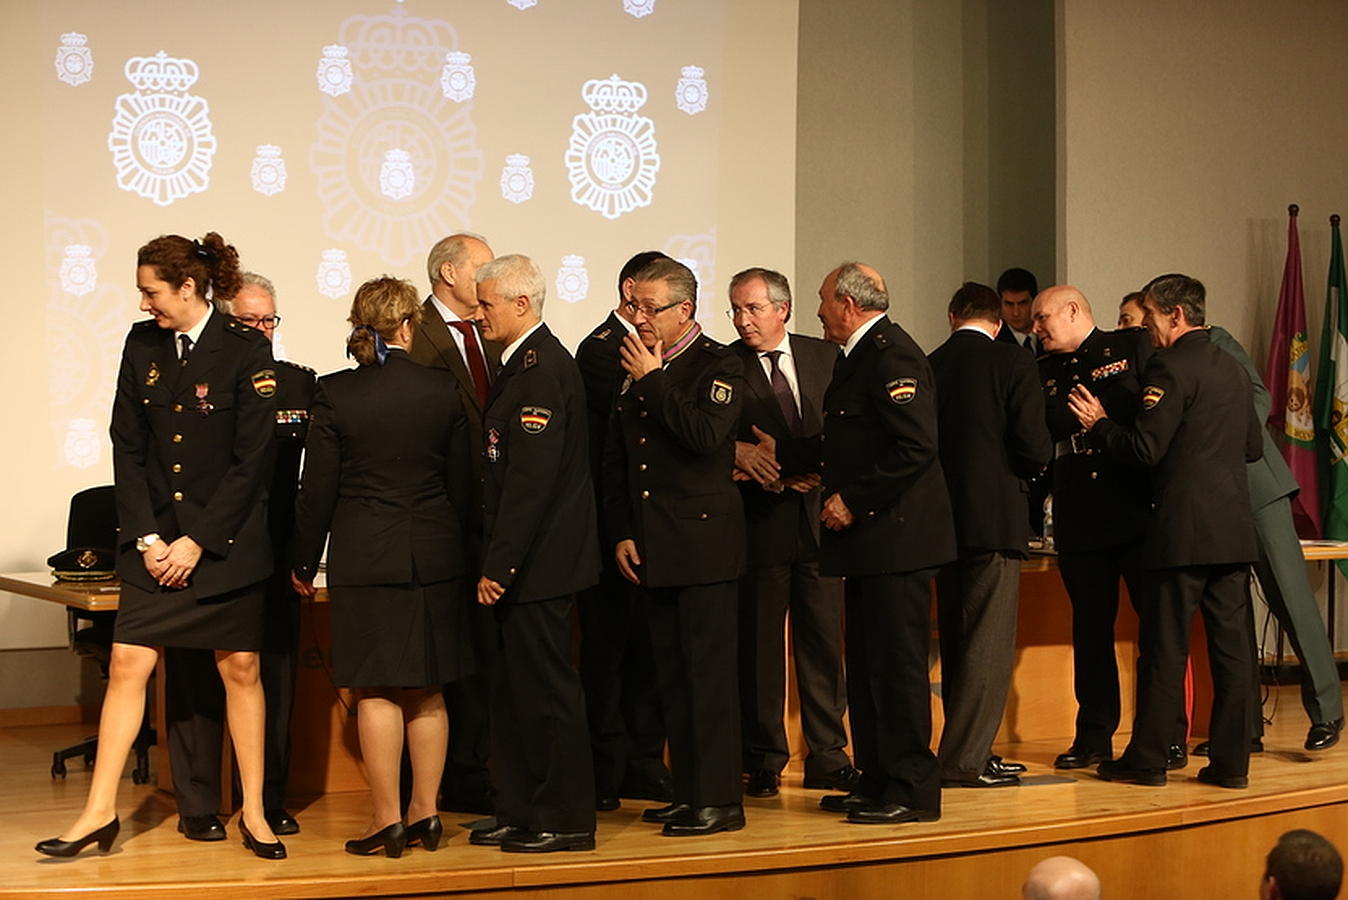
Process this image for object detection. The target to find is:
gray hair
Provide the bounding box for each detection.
[834,262,889,312]
[219,270,277,314]
[632,257,699,315]
[477,253,546,317]
[1143,273,1205,326]
[426,232,489,289]
[728,267,792,321]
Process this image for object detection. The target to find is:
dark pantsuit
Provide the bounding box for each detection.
[737,556,847,776]
[1129,565,1254,775]
[935,552,1019,778]
[1057,545,1143,752]
[491,596,596,834]
[577,568,668,795]
[845,570,941,814]
[642,581,742,807]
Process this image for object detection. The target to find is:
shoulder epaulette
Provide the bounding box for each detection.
[131,319,157,332]
[523,347,539,369]
[278,359,316,375]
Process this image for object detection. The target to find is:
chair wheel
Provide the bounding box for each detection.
[132,767,148,785]
[83,754,95,767]
[51,760,66,778]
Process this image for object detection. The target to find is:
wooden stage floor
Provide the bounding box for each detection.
[3,684,1346,899]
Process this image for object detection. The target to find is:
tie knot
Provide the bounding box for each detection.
[764,349,782,365]
[449,320,475,335]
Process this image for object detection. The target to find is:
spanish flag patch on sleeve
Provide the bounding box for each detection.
[520,406,552,433]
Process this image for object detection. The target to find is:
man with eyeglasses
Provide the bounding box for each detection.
[574,251,675,812]
[604,257,747,836]
[164,271,315,842]
[724,267,853,801]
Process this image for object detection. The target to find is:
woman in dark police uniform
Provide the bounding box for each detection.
[291,276,473,858]
[37,233,285,859]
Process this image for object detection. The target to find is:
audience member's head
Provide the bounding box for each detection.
[425,232,494,317]
[1117,291,1146,329]
[1022,856,1102,900]
[1262,829,1343,900]
[997,266,1040,334]
[948,281,1001,329]
[1032,285,1095,354]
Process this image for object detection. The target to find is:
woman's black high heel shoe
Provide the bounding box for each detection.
[405,815,444,851]
[35,817,120,858]
[345,822,407,858]
[239,818,287,860]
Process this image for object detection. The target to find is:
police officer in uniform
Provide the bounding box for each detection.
[604,257,747,837]
[573,250,674,809]
[1069,274,1261,787]
[815,262,955,824]
[467,254,600,853]
[164,273,314,841]
[1031,286,1189,770]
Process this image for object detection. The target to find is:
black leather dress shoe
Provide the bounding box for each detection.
[1166,743,1188,770]
[595,795,621,811]
[35,817,119,858]
[468,823,529,846]
[406,815,444,851]
[942,772,1019,788]
[1054,746,1111,769]
[662,804,745,836]
[1195,766,1248,789]
[803,763,861,791]
[620,774,676,803]
[846,803,940,824]
[1193,738,1264,757]
[819,791,878,813]
[985,755,1026,775]
[178,814,226,842]
[641,802,691,824]
[745,769,780,798]
[264,808,299,836]
[1096,759,1166,786]
[1305,718,1343,751]
[501,830,596,852]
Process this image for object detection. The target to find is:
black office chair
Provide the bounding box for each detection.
[48,486,155,784]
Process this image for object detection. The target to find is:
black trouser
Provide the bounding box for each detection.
[440,595,495,804]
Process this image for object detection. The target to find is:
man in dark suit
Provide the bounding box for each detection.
[164,272,314,841]
[1031,286,1188,770]
[726,266,852,799]
[574,250,674,810]
[468,254,600,852]
[1070,273,1261,787]
[409,232,499,815]
[995,267,1040,354]
[814,262,956,824]
[929,282,1051,789]
[604,257,747,837]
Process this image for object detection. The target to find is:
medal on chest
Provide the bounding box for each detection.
[194,383,214,415]
[486,427,501,463]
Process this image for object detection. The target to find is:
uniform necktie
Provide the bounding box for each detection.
[1024,334,1035,352]
[179,334,193,366]
[765,350,802,437]
[449,320,490,408]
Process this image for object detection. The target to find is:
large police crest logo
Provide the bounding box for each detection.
[565,74,660,220]
[107,51,216,207]
[55,33,94,87]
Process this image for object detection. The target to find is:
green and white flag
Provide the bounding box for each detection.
[1314,214,1348,573]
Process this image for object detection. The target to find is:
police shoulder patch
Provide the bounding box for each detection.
[252,369,277,398]
[1141,385,1165,409]
[710,378,734,405]
[520,406,551,433]
[886,377,917,405]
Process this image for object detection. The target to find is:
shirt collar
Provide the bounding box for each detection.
[956,323,996,339]
[500,321,543,367]
[613,311,638,335]
[429,294,465,324]
[756,332,792,359]
[178,303,213,349]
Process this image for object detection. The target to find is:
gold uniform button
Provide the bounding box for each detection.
[172,434,183,443]
[509,567,517,575]
[641,490,650,499]
[638,410,648,418]
[699,513,708,520]
[173,491,183,501]
[1090,471,1098,479]
[172,464,182,473]
[638,436,647,445]
[639,463,647,472]
[227,538,234,545]
[173,403,183,412]
[142,398,149,405]
[867,510,876,517]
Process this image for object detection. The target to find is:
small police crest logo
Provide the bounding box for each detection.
[379,148,415,200]
[317,249,352,299]
[59,244,97,296]
[250,144,287,196]
[1141,385,1165,409]
[107,50,216,207]
[556,255,589,304]
[674,65,708,115]
[63,418,100,470]
[500,153,534,204]
[55,33,94,87]
[566,74,661,220]
[440,51,476,102]
[507,0,538,7]
[316,45,353,97]
[520,406,551,433]
[886,378,917,405]
[624,0,656,17]
[710,379,733,405]
[77,549,98,569]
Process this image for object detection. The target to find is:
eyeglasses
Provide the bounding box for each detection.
[630,299,682,318]
[236,315,281,329]
[726,303,775,321]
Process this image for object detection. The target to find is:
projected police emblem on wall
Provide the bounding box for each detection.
[675,66,708,115]
[107,51,216,207]
[556,255,589,304]
[317,45,354,97]
[624,0,656,18]
[440,52,476,102]
[316,248,353,300]
[55,33,93,87]
[666,227,718,324]
[311,6,484,266]
[500,154,534,204]
[507,0,538,9]
[250,144,287,196]
[566,74,660,220]
[59,245,97,297]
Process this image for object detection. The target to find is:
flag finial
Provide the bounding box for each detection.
[1333,214,1341,227]
[1290,203,1300,216]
